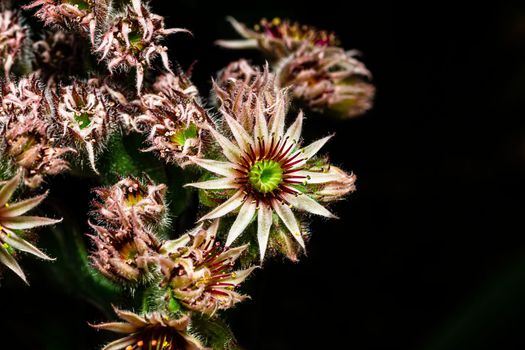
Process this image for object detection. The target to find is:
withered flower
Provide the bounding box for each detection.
[0,10,27,79]
[0,173,60,283]
[277,46,375,118]
[158,220,256,316]
[135,74,209,167]
[57,80,117,172]
[216,17,338,59]
[309,165,357,202]
[89,218,160,284]
[23,0,108,45]
[95,0,189,91]
[93,308,207,350]
[92,176,167,227]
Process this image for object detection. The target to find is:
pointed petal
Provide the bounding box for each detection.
[296,170,343,184]
[269,90,286,137]
[285,193,337,218]
[1,232,53,260]
[223,111,254,150]
[0,192,47,217]
[272,201,305,248]
[284,111,303,142]
[114,309,148,327]
[0,244,27,284]
[226,200,256,246]
[215,39,259,49]
[301,135,333,160]
[101,335,136,350]
[229,266,257,285]
[226,16,255,39]
[92,322,137,333]
[1,216,62,230]
[85,141,99,174]
[216,243,248,263]
[185,177,238,190]
[257,204,273,262]
[189,157,239,177]
[0,173,20,207]
[199,190,244,221]
[208,127,242,163]
[254,98,269,144]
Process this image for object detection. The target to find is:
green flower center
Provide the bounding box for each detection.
[248,160,283,193]
[75,112,92,129]
[170,124,198,146]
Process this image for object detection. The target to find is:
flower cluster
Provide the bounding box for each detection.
[0,10,27,79]
[217,17,375,118]
[0,173,60,283]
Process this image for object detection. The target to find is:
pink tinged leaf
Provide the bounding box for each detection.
[189,157,239,177]
[285,193,337,218]
[223,111,254,150]
[0,231,53,260]
[208,127,242,162]
[272,201,305,248]
[301,135,333,161]
[1,216,62,230]
[185,178,238,190]
[284,110,304,142]
[0,244,27,284]
[0,173,20,207]
[0,192,47,217]
[215,39,259,49]
[198,190,245,221]
[226,200,256,246]
[257,204,273,262]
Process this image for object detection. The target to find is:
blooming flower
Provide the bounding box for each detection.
[135,74,210,167]
[0,173,60,283]
[0,10,27,79]
[23,0,108,45]
[57,80,118,172]
[92,176,167,227]
[186,87,351,260]
[158,220,255,316]
[277,46,375,118]
[93,308,207,350]
[94,0,189,92]
[216,17,338,59]
[89,218,160,284]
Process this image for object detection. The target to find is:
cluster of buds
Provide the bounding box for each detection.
[93,308,207,350]
[23,0,109,45]
[214,62,286,132]
[89,177,167,284]
[0,10,28,79]
[158,220,255,316]
[32,31,86,88]
[135,73,209,167]
[217,17,375,118]
[95,0,189,91]
[56,79,119,172]
[0,75,74,188]
[0,173,60,283]
[276,46,375,118]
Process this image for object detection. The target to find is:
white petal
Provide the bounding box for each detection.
[254,98,269,145]
[199,190,245,221]
[208,127,242,163]
[0,244,27,284]
[226,200,256,246]
[296,170,343,184]
[269,90,286,137]
[257,205,273,262]
[1,216,62,230]
[215,39,259,49]
[271,200,305,248]
[223,111,254,151]
[0,192,47,217]
[285,193,337,218]
[301,135,333,160]
[190,157,239,177]
[185,177,238,190]
[1,231,53,260]
[226,16,255,39]
[0,173,20,207]
[284,110,303,142]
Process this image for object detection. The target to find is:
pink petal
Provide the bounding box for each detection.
[257,204,273,262]
[185,178,238,190]
[199,190,244,221]
[0,192,47,217]
[272,201,305,248]
[284,111,304,143]
[190,157,239,177]
[208,127,242,163]
[0,244,27,284]
[1,231,53,260]
[223,111,254,151]
[0,173,20,207]
[226,200,256,246]
[1,216,62,230]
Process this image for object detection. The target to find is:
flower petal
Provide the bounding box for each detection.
[208,126,242,163]
[184,178,238,190]
[284,110,303,143]
[0,192,47,217]
[215,39,258,49]
[0,244,27,284]
[296,170,344,184]
[269,90,287,137]
[92,322,138,334]
[1,231,53,260]
[223,110,254,151]
[257,204,273,262]
[101,335,136,350]
[254,98,269,145]
[226,16,255,39]
[1,216,62,230]
[226,200,256,246]
[229,266,257,285]
[301,135,333,160]
[189,157,239,177]
[198,190,245,221]
[285,193,337,218]
[272,200,305,248]
[0,173,20,208]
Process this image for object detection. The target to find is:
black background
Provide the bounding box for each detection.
[2,1,525,349]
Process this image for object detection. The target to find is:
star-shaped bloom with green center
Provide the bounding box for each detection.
[0,173,61,283]
[186,89,351,261]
